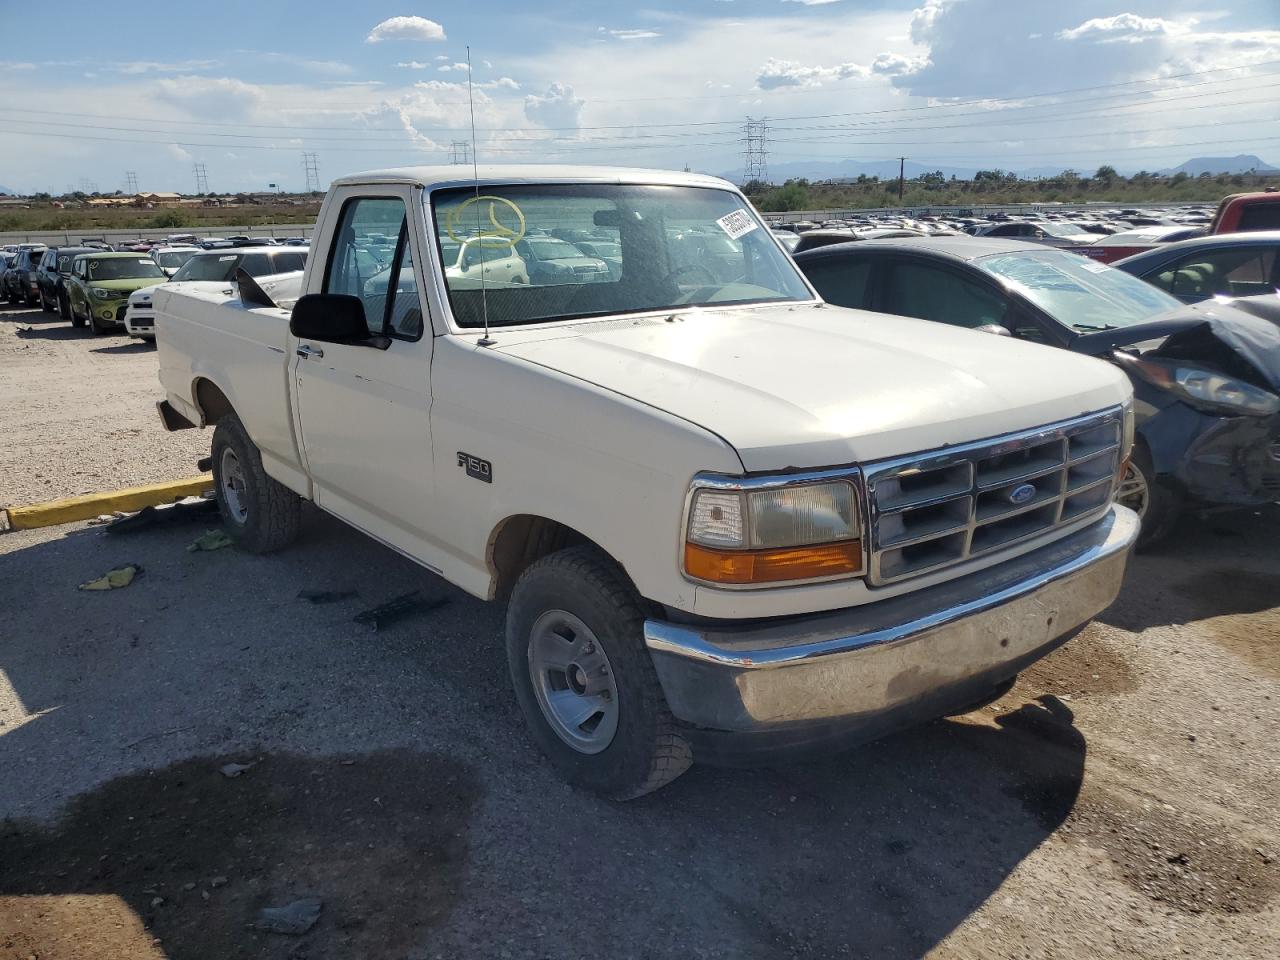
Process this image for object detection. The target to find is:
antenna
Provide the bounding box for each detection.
[466,46,495,347]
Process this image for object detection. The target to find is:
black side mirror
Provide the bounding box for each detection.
[291,293,368,340]
[290,293,390,349]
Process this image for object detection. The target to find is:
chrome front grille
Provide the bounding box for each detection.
[865,408,1123,585]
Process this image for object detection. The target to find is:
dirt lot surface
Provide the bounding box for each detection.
[1,301,1278,959]
[0,303,206,508]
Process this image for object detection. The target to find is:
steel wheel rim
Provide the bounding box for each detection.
[219,447,249,523]
[1117,462,1149,519]
[527,610,619,755]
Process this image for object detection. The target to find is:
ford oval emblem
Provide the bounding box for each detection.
[1007,482,1036,505]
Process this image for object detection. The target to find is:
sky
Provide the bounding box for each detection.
[0,0,1277,193]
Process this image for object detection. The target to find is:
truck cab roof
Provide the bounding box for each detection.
[330,164,734,191]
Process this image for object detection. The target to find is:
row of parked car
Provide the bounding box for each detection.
[771,191,1280,259]
[1,238,308,336]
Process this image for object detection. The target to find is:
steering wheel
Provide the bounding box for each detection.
[663,263,718,287]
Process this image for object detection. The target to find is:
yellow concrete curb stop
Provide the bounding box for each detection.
[3,475,214,531]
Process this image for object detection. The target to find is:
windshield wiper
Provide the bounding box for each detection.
[1072,322,1117,331]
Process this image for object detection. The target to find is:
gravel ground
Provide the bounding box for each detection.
[1,301,1277,959]
[0,303,207,508]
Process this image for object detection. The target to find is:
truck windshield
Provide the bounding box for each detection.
[86,258,166,281]
[976,250,1182,331]
[432,184,813,328]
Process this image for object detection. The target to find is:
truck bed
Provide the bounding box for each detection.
[153,279,308,494]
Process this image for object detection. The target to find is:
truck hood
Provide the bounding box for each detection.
[493,303,1131,471]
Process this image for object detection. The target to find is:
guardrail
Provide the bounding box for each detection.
[0,223,316,245]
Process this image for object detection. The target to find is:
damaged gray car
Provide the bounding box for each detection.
[793,237,1280,547]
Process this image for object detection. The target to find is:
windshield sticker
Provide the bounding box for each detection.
[218,255,238,262]
[716,209,759,241]
[1080,259,1110,273]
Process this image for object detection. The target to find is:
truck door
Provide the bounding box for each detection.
[291,189,440,559]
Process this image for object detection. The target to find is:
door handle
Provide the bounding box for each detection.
[296,343,324,360]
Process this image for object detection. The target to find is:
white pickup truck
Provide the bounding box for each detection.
[154,165,1139,798]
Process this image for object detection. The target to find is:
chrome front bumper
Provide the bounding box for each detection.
[644,504,1138,761]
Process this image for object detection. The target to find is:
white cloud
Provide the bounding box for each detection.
[755,56,868,89]
[437,62,471,73]
[598,27,663,40]
[396,61,431,69]
[870,52,928,77]
[239,51,354,76]
[1058,14,1195,44]
[366,16,446,44]
[116,59,220,75]
[153,75,266,120]
[782,0,845,5]
[435,55,450,61]
[909,0,944,44]
[0,61,37,71]
[524,82,584,129]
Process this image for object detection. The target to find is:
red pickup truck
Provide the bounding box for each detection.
[1072,190,1280,263]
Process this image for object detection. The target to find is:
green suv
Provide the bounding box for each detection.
[66,252,167,334]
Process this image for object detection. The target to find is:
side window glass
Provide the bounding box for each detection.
[802,259,872,309]
[384,229,422,339]
[325,197,407,334]
[884,262,1008,328]
[240,254,271,276]
[1238,204,1280,232]
[1172,248,1277,299]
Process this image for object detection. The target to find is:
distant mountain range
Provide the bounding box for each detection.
[1157,154,1277,176]
[723,155,1278,184]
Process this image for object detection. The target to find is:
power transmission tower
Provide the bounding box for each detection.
[193,163,209,195]
[124,171,139,194]
[448,141,471,165]
[302,152,321,193]
[742,117,769,186]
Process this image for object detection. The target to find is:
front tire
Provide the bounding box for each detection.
[506,546,691,799]
[59,292,71,321]
[210,413,302,553]
[1119,444,1180,549]
[39,289,52,312]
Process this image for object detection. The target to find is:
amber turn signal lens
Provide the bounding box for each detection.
[684,541,862,585]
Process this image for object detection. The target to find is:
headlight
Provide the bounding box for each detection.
[684,477,863,586]
[1114,352,1280,417]
[90,287,112,300]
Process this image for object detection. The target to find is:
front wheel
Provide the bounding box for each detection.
[210,413,302,553]
[506,546,691,800]
[1118,444,1180,549]
[59,292,71,321]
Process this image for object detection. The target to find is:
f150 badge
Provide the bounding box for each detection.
[458,452,492,483]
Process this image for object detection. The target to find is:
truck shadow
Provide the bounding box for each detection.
[0,515,1095,959]
[0,751,481,960]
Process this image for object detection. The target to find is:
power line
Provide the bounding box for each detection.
[6,81,1269,153]
[302,152,321,192]
[0,61,1274,136]
[193,163,209,194]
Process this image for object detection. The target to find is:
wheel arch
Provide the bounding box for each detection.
[486,514,633,602]
[192,377,235,427]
